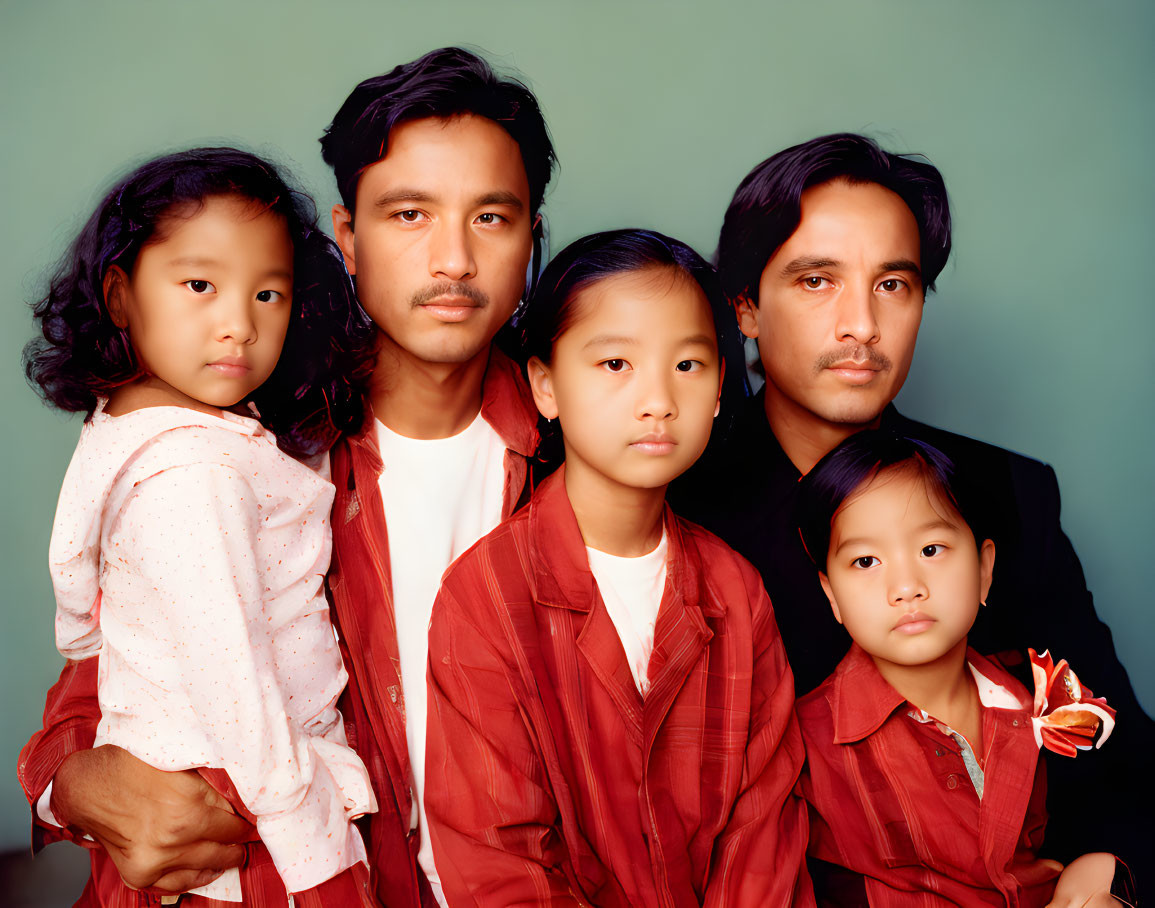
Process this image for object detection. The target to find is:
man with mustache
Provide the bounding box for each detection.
[674,132,1152,889]
[19,47,554,907]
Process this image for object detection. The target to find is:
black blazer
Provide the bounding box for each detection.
[671,394,1155,876]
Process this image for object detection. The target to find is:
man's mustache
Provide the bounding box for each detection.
[411,281,489,308]
[814,345,891,372]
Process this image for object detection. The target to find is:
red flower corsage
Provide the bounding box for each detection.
[1029,648,1116,757]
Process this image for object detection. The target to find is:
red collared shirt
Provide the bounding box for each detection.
[19,350,539,908]
[797,644,1058,907]
[425,468,813,908]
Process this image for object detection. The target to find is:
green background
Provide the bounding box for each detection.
[2,0,1152,850]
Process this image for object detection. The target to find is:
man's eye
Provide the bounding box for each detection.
[802,276,830,290]
[879,278,905,292]
[183,280,215,294]
[256,290,285,303]
[853,556,879,569]
[476,212,504,225]
[602,359,627,373]
[675,360,702,373]
[921,544,943,557]
[398,210,423,222]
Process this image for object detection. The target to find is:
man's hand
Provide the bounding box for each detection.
[52,744,252,893]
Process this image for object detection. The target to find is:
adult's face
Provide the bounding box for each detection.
[736,179,924,433]
[332,114,534,369]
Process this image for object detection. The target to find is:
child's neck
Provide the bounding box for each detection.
[873,640,984,753]
[564,465,666,557]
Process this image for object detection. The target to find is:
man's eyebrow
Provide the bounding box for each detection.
[476,191,525,210]
[880,259,922,277]
[779,257,838,277]
[371,189,435,209]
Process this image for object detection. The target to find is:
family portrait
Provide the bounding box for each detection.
[3,2,1152,905]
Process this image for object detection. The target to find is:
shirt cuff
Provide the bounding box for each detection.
[36,783,61,828]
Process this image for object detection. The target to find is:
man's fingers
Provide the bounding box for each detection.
[197,804,256,845]
[143,842,247,895]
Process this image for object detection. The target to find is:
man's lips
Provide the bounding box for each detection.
[826,360,883,385]
[420,297,481,323]
[894,611,935,634]
[630,432,677,455]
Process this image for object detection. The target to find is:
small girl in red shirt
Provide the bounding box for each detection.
[795,429,1124,907]
[424,229,812,907]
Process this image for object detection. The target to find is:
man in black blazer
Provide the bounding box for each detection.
[672,133,1152,882]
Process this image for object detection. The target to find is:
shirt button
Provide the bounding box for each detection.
[1012,719,1020,726]
[946,774,959,790]
[935,748,946,756]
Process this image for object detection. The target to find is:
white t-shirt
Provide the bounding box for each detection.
[586,532,669,696]
[375,412,507,906]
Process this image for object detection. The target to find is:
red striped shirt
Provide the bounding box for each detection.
[798,644,1059,906]
[425,468,813,907]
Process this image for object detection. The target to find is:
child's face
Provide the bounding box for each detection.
[528,267,722,495]
[819,467,996,671]
[105,194,294,413]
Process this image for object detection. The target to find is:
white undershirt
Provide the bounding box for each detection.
[375,412,507,907]
[586,532,669,695]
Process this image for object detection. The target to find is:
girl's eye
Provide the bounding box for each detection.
[255,290,284,303]
[602,359,627,373]
[802,276,831,290]
[184,280,215,294]
[852,555,880,569]
[675,360,702,373]
[921,544,943,557]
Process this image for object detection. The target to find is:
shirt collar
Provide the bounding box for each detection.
[526,466,720,620]
[831,644,1028,744]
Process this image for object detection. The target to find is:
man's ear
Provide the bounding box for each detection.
[102,265,130,329]
[734,295,759,339]
[526,356,558,420]
[819,572,843,625]
[978,538,996,605]
[332,204,356,275]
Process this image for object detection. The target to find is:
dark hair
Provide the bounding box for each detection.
[519,228,748,472]
[320,46,556,218]
[24,147,373,458]
[796,430,987,572]
[717,133,952,305]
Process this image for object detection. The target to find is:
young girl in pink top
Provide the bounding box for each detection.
[26,148,378,906]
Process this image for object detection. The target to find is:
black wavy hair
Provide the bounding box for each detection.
[796,429,989,572]
[23,146,373,458]
[320,46,556,219]
[717,133,952,306]
[519,228,749,474]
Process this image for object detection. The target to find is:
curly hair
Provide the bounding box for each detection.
[24,147,374,457]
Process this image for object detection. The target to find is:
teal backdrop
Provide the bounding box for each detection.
[2,0,1152,851]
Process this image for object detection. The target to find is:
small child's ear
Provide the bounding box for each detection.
[102,266,130,329]
[819,571,843,625]
[733,295,759,340]
[526,356,558,421]
[978,538,996,606]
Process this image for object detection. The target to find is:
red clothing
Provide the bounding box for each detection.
[425,469,813,907]
[18,351,539,908]
[797,644,1059,907]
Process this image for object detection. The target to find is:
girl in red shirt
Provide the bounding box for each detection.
[795,429,1123,906]
[424,229,812,907]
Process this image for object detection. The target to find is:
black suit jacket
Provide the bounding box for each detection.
[671,393,1155,876]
